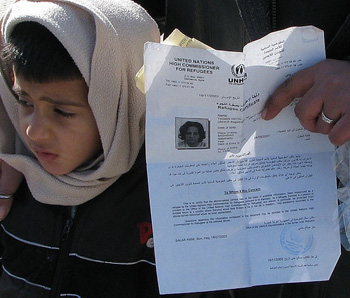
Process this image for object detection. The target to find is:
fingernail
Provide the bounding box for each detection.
[0,211,6,221]
[0,206,9,221]
[261,108,267,119]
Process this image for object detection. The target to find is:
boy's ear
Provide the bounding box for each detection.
[10,68,14,84]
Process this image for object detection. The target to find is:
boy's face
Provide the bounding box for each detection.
[12,73,102,176]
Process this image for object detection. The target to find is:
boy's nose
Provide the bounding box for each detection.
[25,114,50,141]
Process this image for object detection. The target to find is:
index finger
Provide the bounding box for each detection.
[261,66,316,120]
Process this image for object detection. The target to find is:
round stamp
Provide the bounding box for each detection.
[301,27,319,43]
[280,225,313,255]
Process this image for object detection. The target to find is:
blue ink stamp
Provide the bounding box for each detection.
[280,225,313,255]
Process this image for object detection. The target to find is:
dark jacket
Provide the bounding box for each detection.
[0,148,231,298]
[140,0,350,59]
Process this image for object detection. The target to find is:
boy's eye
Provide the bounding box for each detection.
[17,97,75,118]
[17,98,33,107]
[54,108,75,118]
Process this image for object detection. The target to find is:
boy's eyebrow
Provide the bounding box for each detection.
[12,86,85,107]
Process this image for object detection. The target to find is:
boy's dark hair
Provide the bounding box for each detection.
[1,21,82,83]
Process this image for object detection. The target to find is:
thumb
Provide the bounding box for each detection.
[0,160,23,220]
[0,198,13,220]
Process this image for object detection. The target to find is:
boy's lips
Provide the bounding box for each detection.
[34,149,59,161]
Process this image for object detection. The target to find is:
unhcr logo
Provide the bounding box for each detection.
[228,64,247,85]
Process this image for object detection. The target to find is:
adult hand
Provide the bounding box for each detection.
[261,59,350,146]
[0,159,23,220]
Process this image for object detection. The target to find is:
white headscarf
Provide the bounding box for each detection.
[0,0,159,205]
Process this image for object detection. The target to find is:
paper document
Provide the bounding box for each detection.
[144,26,340,294]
